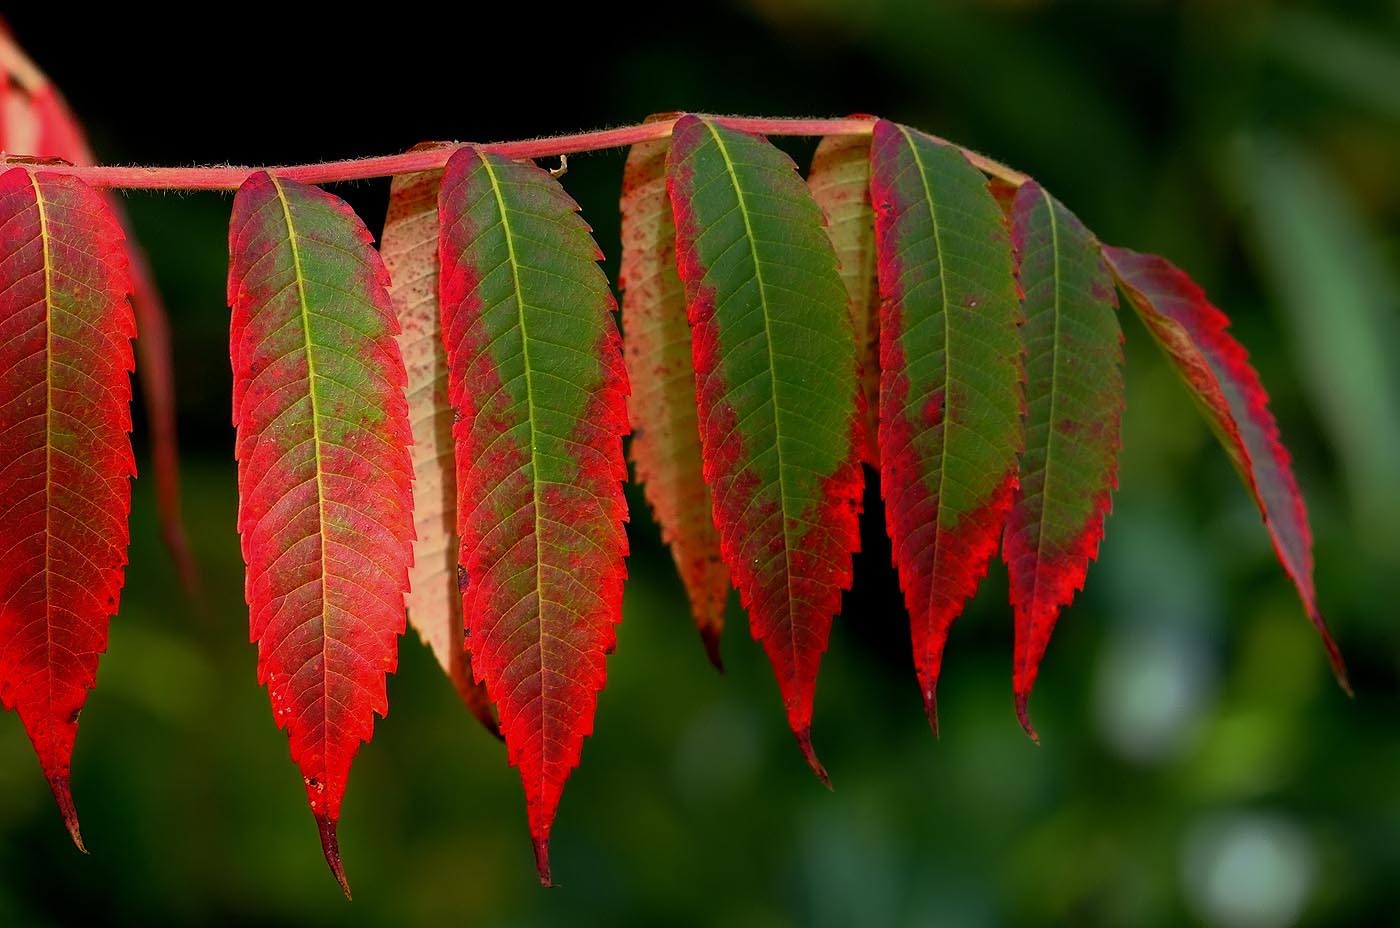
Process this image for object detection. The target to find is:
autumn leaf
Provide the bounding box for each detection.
[228,173,415,897]
[0,168,135,851]
[667,115,864,782]
[438,147,629,885]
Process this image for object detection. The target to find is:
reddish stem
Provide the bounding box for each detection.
[0,115,1029,190]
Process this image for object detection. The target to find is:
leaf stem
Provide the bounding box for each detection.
[0,115,1029,191]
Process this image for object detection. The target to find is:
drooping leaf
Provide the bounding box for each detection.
[1102,245,1349,690]
[620,133,730,670]
[438,147,629,885]
[666,115,863,781]
[0,168,135,850]
[0,51,197,591]
[869,120,1024,731]
[381,161,500,740]
[228,172,414,897]
[809,131,881,466]
[1004,183,1123,737]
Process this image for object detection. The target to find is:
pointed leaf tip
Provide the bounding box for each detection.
[316,814,352,900]
[921,687,940,739]
[795,729,833,790]
[533,836,553,887]
[667,116,862,761]
[700,627,725,673]
[1102,245,1346,688]
[1317,620,1352,697]
[1014,693,1041,744]
[47,774,87,853]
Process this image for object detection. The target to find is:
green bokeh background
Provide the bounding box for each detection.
[2,2,1397,925]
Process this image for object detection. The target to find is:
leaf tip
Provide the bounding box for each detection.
[47,774,87,854]
[533,835,553,887]
[921,686,940,739]
[1014,692,1041,744]
[315,813,352,900]
[700,626,725,673]
[1302,606,1352,697]
[795,728,833,790]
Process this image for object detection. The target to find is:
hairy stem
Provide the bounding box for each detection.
[0,115,1029,191]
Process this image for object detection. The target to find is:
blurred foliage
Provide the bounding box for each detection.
[1,1,1397,925]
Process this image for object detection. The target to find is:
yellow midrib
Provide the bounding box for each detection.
[479,153,549,788]
[271,176,332,773]
[31,173,56,698]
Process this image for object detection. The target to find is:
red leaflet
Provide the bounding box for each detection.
[229,173,415,896]
[619,134,730,669]
[0,168,135,850]
[1102,246,1348,689]
[438,148,629,883]
[870,122,1025,730]
[0,51,197,591]
[1005,185,1124,736]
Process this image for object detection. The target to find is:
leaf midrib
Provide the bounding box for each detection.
[898,125,956,630]
[702,119,797,655]
[1025,187,1064,643]
[31,173,56,700]
[478,153,550,783]
[271,175,332,764]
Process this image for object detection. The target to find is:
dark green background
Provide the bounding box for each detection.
[2,2,1397,925]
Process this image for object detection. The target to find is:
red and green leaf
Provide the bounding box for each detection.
[870,120,1024,731]
[1004,184,1123,736]
[0,168,135,850]
[381,162,500,739]
[809,131,881,467]
[438,148,629,884]
[228,173,414,897]
[666,115,863,781]
[1102,245,1348,689]
[620,133,730,669]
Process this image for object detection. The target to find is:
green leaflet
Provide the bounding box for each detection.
[667,115,863,780]
[869,121,1024,729]
[1004,182,1123,734]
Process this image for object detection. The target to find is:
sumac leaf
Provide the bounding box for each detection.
[0,168,135,850]
[381,163,500,739]
[0,50,197,591]
[1102,245,1348,690]
[666,115,863,782]
[620,133,730,669]
[438,148,629,885]
[870,121,1024,731]
[228,173,414,897]
[1004,184,1123,737]
[809,132,881,466]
